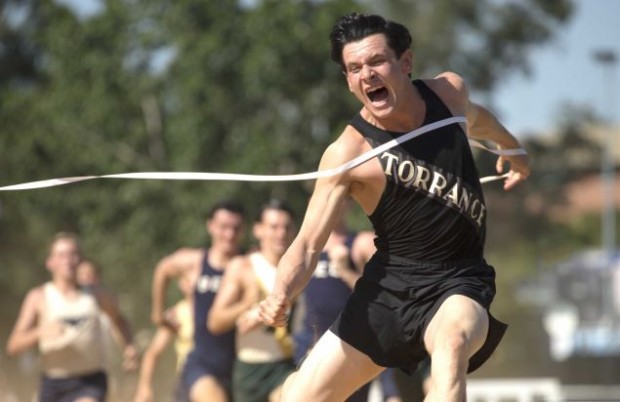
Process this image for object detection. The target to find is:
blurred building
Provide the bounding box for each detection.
[520,250,620,357]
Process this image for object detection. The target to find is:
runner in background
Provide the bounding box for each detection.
[151,200,246,402]
[208,200,297,402]
[77,259,139,400]
[134,272,195,402]
[6,232,138,402]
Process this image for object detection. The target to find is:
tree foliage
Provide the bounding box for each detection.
[365,0,573,90]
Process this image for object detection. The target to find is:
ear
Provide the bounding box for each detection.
[401,49,413,75]
[344,71,354,92]
[252,222,261,241]
[45,256,53,274]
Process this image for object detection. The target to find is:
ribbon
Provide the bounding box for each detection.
[0,116,526,191]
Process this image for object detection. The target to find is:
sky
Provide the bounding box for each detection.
[492,0,620,138]
[57,0,620,140]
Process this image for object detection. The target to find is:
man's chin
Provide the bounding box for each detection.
[221,244,238,254]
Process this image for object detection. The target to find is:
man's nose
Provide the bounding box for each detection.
[360,64,375,80]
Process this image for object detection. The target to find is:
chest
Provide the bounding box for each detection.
[41,290,99,326]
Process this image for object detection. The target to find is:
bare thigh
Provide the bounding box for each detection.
[74,398,97,402]
[282,330,384,402]
[268,385,283,402]
[423,294,489,358]
[190,376,228,402]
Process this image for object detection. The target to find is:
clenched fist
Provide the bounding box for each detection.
[259,294,290,327]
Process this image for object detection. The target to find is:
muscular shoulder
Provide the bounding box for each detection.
[161,247,203,270]
[25,286,45,305]
[224,254,254,282]
[322,125,369,167]
[19,286,46,316]
[168,247,204,260]
[424,71,470,115]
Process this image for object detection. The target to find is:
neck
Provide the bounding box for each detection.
[259,250,283,268]
[51,278,78,294]
[207,247,237,270]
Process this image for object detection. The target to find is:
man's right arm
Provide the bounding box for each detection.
[151,249,199,327]
[207,257,257,335]
[6,288,43,356]
[260,137,356,327]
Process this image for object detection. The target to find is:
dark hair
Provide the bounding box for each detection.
[255,199,296,223]
[207,199,246,220]
[330,13,412,70]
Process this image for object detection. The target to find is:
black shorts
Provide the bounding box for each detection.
[330,252,507,374]
[39,370,107,402]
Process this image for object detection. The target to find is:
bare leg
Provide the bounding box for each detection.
[423,295,489,402]
[269,384,283,402]
[190,376,228,402]
[281,330,384,402]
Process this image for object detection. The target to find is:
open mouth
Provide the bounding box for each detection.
[367,87,389,103]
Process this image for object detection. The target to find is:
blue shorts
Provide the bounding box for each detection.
[39,370,107,402]
[293,330,315,366]
[378,369,400,399]
[180,352,232,396]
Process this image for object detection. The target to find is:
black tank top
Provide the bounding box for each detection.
[189,250,235,374]
[350,79,486,261]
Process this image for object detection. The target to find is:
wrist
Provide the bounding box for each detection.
[124,344,138,355]
[151,312,162,325]
[272,282,293,301]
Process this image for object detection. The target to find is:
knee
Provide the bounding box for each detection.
[442,332,468,353]
[280,371,298,400]
[433,331,469,369]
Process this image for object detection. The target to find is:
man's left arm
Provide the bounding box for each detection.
[466,101,530,190]
[435,71,530,191]
[208,257,259,335]
[95,287,139,371]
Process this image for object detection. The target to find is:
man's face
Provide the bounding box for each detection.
[46,238,81,281]
[76,261,99,287]
[342,33,412,118]
[253,209,296,258]
[207,209,245,255]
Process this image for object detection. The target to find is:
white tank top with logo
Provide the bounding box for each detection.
[39,282,105,378]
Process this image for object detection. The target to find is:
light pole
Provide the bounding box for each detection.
[592,50,617,366]
[592,49,617,264]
